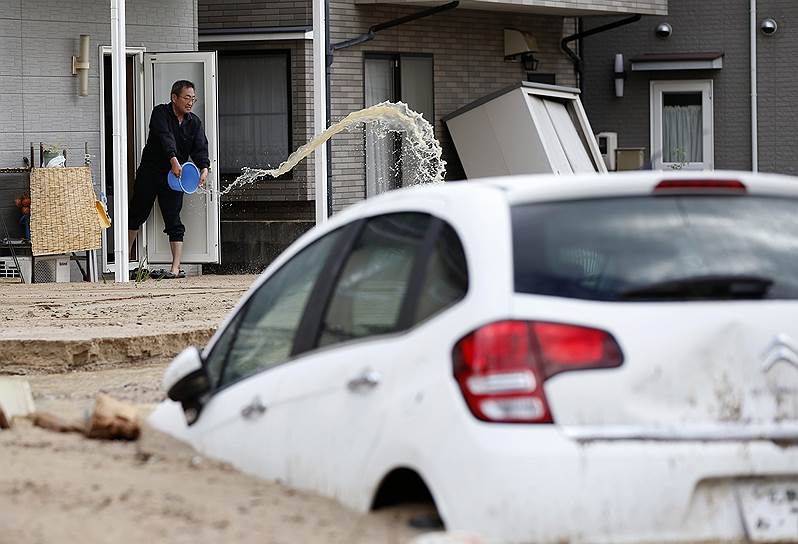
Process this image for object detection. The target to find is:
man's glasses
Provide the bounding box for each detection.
[181,95,198,104]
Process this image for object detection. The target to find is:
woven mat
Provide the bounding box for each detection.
[30,166,101,256]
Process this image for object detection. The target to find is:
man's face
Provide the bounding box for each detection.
[171,86,196,116]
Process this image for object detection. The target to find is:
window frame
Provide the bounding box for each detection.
[202,211,470,395]
[202,222,358,394]
[215,48,293,180]
[650,79,714,171]
[362,52,435,196]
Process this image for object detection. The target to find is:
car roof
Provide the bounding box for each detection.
[479,170,798,205]
[341,171,798,218]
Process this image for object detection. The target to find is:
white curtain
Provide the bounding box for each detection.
[218,54,288,173]
[365,58,397,197]
[663,105,702,163]
[399,56,434,185]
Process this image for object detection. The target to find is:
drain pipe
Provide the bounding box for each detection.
[750,0,758,172]
[561,14,642,89]
[331,1,459,51]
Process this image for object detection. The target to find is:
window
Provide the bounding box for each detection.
[512,196,798,301]
[318,213,432,347]
[364,54,434,197]
[651,80,713,170]
[413,222,469,323]
[218,51,290,176]
[208,228,343,388]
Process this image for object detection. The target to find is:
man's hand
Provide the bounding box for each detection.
[170,157,182,178]
[200,168,208,188]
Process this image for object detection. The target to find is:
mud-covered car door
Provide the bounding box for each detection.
[185,226,346,477]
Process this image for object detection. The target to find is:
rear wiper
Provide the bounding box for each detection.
[619,274,774,300]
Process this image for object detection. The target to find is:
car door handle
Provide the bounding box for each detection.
[240,396,268,420]
[347,370,381,392]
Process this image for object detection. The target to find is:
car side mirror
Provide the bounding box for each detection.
[163,346,210,425]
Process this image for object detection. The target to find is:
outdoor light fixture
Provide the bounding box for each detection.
[614,53,626,98]
[504,28,540,71]
[72,34,90,97]
[761,18,778,35]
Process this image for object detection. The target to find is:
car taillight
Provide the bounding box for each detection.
[654,179,747,193]
[452,321,623,424]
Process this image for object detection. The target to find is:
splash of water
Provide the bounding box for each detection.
[215,101,446,196]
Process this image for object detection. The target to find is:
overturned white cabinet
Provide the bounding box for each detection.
[444,82,606,179]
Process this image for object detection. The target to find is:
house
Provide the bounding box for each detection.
[2,1,676,279]
[0,0,203,278]
[198,0,668,271]
[580,1,796,174]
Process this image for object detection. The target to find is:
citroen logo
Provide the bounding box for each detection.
[761,334,798,372]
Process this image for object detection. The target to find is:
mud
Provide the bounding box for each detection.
[0,275,254,373]
[0,276,438,543]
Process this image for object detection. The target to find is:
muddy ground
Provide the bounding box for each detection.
[0,277,441,544]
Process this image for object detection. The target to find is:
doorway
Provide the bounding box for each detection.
[100,48,144,272]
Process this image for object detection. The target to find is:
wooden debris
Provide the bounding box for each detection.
[0,405,9,429]
[84,393,140,441]
[32,411,86,434]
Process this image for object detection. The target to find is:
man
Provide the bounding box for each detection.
[128,79,209,279]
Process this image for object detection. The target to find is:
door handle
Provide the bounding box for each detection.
[347,370,381,392]
[240,395,267,420]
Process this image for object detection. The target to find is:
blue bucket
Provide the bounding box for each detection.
[167,162,200,194]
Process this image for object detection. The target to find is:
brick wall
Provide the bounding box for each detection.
[328,3,580,211]
[199,0,311,29]
[201,39,315,204]
[582,1,798,175]
[757,0,798,174]
[0,0,196,236]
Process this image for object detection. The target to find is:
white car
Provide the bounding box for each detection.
[151,171,798,544]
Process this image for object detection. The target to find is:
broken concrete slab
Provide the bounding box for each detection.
[0,378,36,428]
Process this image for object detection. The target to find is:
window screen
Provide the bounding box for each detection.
[218,52,289,174]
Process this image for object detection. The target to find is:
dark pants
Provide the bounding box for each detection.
[128,166,185,242]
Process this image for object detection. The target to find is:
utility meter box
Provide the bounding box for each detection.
[443,81,607,178]
[597,131,618,171]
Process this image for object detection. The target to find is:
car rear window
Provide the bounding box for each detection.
[512,195,798,301]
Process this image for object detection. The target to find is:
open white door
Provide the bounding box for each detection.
[143,51,220,264]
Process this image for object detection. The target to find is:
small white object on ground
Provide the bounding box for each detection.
[0,378,36,428]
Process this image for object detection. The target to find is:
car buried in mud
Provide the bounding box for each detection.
[150,171,798,544]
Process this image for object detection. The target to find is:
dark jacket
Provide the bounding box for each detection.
[139,103,210,173]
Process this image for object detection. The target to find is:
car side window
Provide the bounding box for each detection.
[413,222,469,323]
[210,228,344,388]
[318,213,431,347]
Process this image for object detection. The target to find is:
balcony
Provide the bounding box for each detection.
[353,0,667,16]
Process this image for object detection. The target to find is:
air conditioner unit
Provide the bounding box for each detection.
[597,132,618,171]
[0,255,69,283]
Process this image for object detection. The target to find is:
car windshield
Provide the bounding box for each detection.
[512,195,798,301]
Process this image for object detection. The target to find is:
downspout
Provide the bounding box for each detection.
[326,0,333,217]
[331,1,459,52]
[750,0,758,172]
[561,14,641,89]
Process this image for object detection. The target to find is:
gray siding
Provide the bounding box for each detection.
[581,1,798,175]
[0,0,197,235]
[199,1,311,29]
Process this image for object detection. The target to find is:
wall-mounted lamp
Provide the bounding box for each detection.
[614,53,626,98]
[72,34,90,97]
[504,28,540,72]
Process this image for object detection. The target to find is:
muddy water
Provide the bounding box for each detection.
[215,101,446,196]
